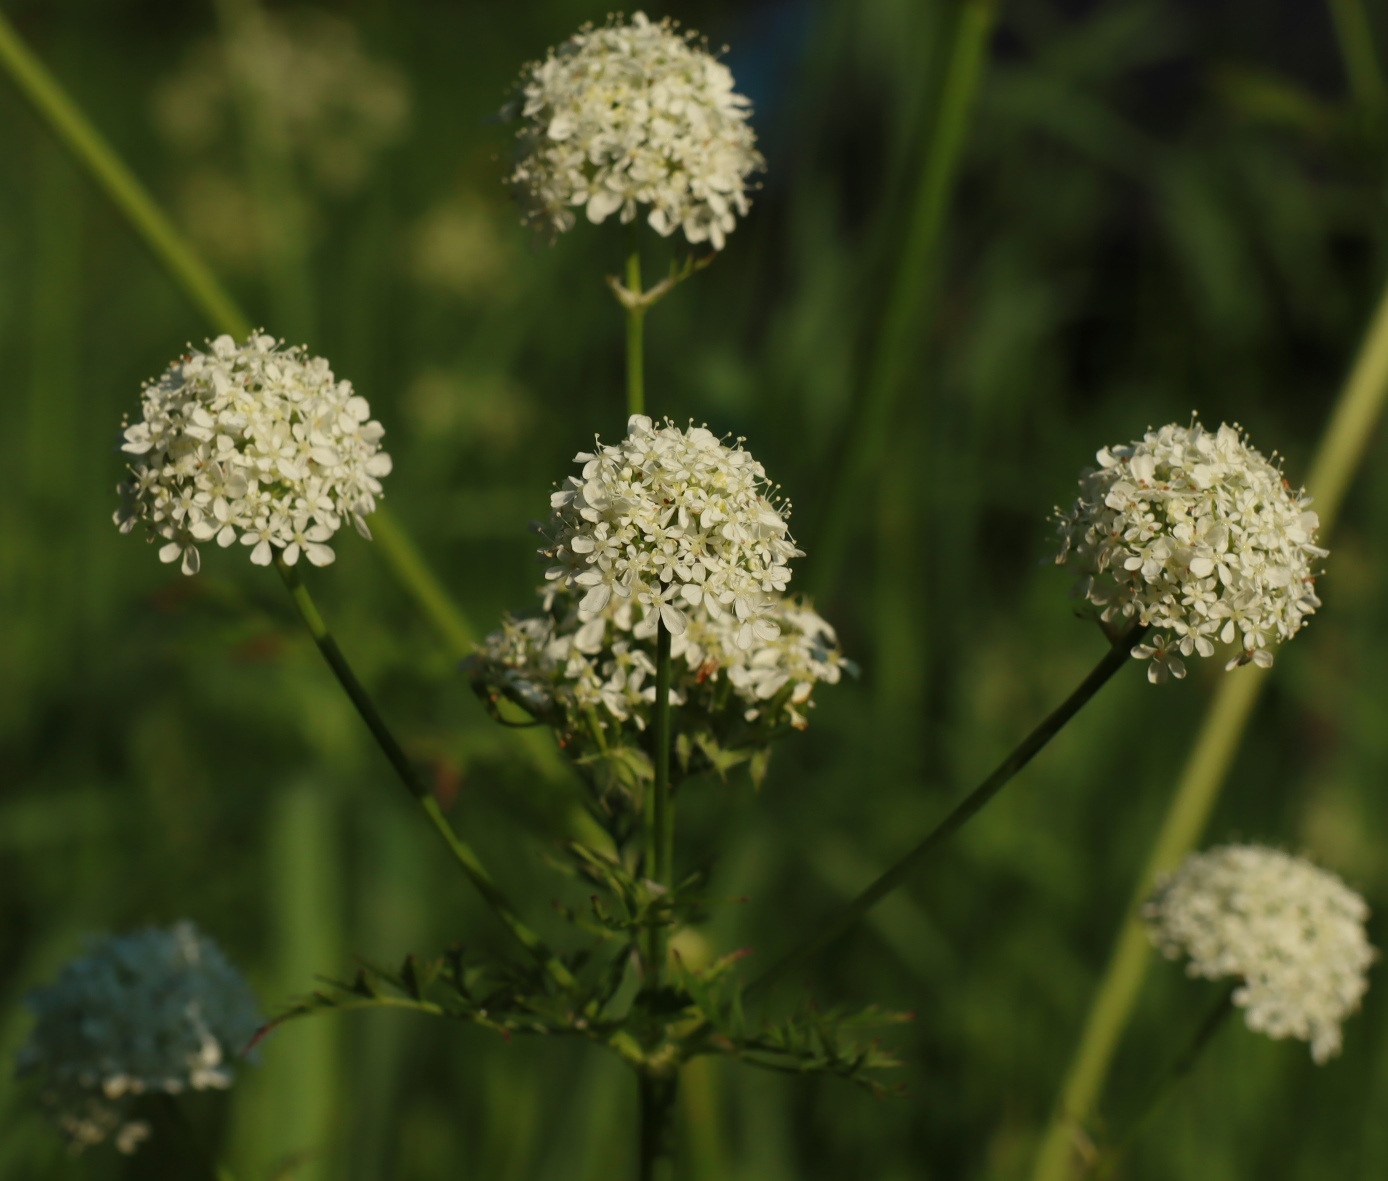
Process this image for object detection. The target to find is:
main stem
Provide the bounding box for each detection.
[747,624,1146,998]
[1031,271,1388,1181]
[626,236,646,418]
[638,619,677,1181]
[274,559,574,991]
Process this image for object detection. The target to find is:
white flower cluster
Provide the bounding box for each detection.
[1053,420,1325,683]
[153,8,410,195]
[1144,844,1375,1064]
[506,11,765,248]
[542,415,800,648]
[16,922,260,1153]
[476,590,846,735]
[114,333,392,575]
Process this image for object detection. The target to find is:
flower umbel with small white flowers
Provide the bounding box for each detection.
[1054,419,1325,683]
[471,586,849,812]
[505,12,764,250]
[114,332,392,575]
[540,414,801,646]
[16,922,259,1156]
[1144,844,1375,1063]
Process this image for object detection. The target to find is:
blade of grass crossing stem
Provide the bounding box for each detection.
[0,7,250,336]
[1030,276,1388,1181]
[809,0,996,601]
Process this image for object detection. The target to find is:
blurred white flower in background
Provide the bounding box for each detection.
[1144,844,1375,1063]
[1053,419,1325,683]
[114,333,392,575]
[541,415,800,646]
[506,11,765,248]
[151,8,410,268]
[15,922,260,1154]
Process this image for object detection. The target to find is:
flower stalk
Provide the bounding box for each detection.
[626,234,646,418]
[748,623,1146,998]
[274,558,574,991]
[1030,273,1388,1181]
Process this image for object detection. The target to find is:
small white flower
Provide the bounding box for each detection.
[1054,419,1325,679]
[1144,844,1376,1064]
[472,591,847,741]
[16,922,260,1153]
[541,416,801,649]
[114,333,392,575]
[505,12,765,248]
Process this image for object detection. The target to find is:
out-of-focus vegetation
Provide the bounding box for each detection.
[2,0,1387,1177]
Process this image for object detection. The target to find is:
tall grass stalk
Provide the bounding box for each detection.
[1327,0,1388,115]
[1030,276,1388,1181]
[0,7,250,336]
[809,0,996,601]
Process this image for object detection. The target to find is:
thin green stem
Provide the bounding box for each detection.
[643,619,674,978]
[1096,986,1237,1178]
[274,559,574,991]
[654,621,674,889]
[638,1074,678,1181]
[748,624,1145,997]
[809,0,996,601]
[0,7,251,335]
[1031,276,1388,1181]
[1327,0,1388,115]
[626,237,646,418]
[635,618,676,1181]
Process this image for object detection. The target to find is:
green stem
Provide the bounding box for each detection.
[748,623,1145,997]
[643,619,674,976]
[635,624,676,1181]
[638,1073,678,1181]
[626,235,646,418]
[274,558,574,991]
[1031,277,1388,1181]
[1096,986,1237,1177]
[809,0,996,601]
[0,7,251,336]
[1327,0,1388,115]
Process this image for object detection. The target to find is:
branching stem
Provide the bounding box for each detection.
[274,559,574,991]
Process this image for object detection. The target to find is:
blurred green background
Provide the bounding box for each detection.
[2,0,1387,1177]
